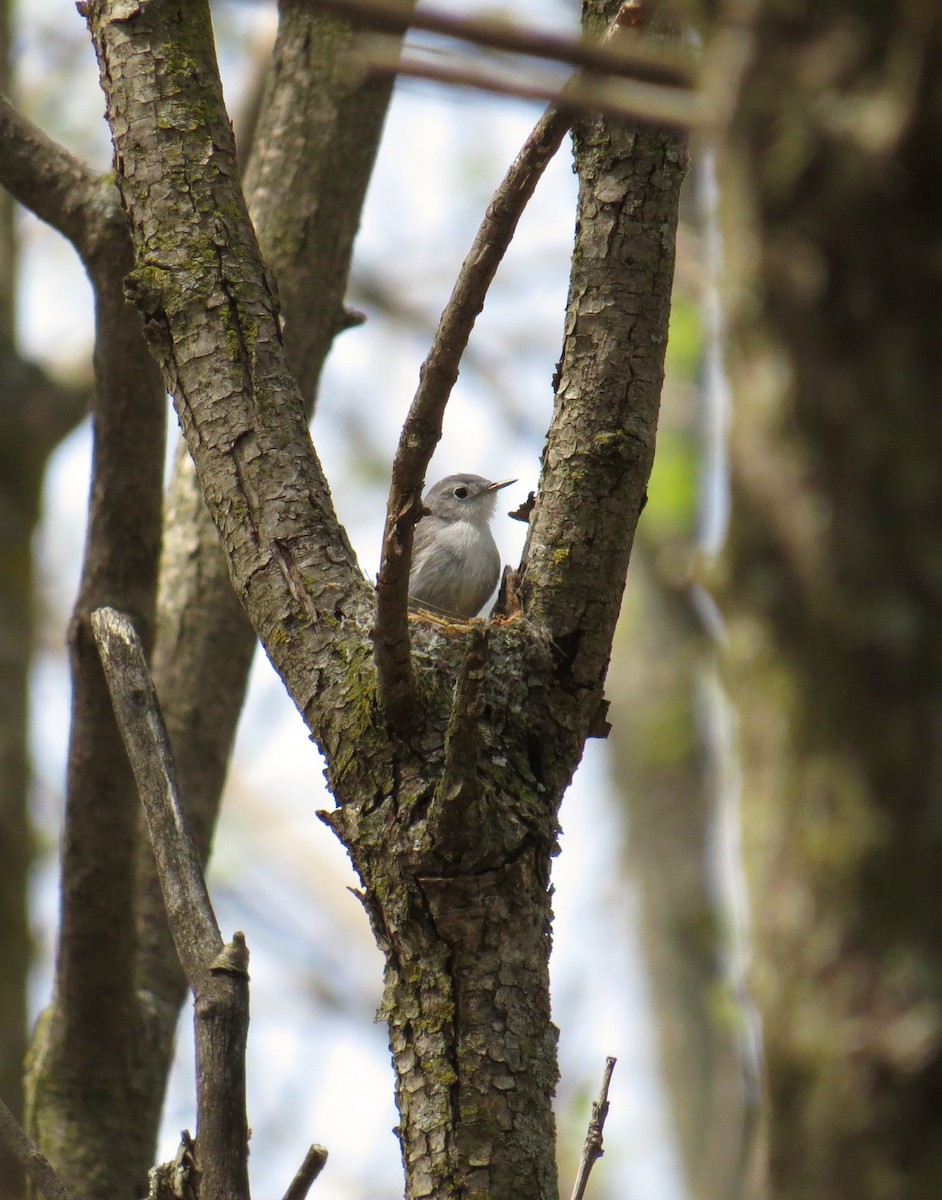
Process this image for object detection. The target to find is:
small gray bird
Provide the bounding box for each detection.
[409,474,516,619]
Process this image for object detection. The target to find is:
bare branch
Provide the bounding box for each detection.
[83,0,372,747]
[0,1097,75,1200]
[243,0,414,405]
[90,606,223,987]
[23,36,168,1190]
[519,5,688,711]
[569,1057,616,1200]
[364,42,700,127]
[0,97,109,261]
[133,0,406,1083]
[282,1144,329,1200]
[91,606,251,1199]
[312,0,694,88]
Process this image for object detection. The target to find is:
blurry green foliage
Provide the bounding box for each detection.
[665,292,702,380]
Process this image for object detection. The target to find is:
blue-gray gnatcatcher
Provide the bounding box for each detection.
[409,474,516,619]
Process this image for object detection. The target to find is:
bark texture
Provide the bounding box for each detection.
[135,0,408,1038]
[521,0,688,706]
[717,1,942,1196]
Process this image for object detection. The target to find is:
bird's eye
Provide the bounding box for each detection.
[453,486,468,499]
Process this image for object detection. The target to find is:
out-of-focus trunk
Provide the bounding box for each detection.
[717,2,942,1195]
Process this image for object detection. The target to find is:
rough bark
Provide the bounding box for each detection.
[520,0,687,705]
[82,3,683,1199]
[134,0,410,1041]
[717,1,942,1196]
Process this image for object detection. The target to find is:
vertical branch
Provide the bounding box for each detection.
[569,1057,616,1200]
[520,0,687,714]
[134,0,409,1054]
[0,96,97,1200]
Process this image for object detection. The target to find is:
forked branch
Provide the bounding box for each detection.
[370,101,571,726]
[372,1,655,727]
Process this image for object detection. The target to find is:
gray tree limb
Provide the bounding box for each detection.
[0,98,106,261]
[91,608,222,982]
[92,606,251,1200]
[312,0,693,89]
[520,0,688,712]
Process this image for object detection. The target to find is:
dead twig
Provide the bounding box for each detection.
[91,606,251,1200]
[570,1057,616,1200]
[90,607,222,982]
[282,1144,329,1200]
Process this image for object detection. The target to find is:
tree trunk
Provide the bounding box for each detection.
[718,1,942,1195]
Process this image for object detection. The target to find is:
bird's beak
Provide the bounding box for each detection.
[487,478,516,492]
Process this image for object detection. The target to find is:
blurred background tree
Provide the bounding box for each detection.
[715,0,942,1196]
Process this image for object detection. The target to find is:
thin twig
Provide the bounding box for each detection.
[0,1096,76,1200]
[569,1057,616,1200]
[90,606,223,987]
[312,0,694,88]
[364,43,700,128]
[282,1143,329,1200]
